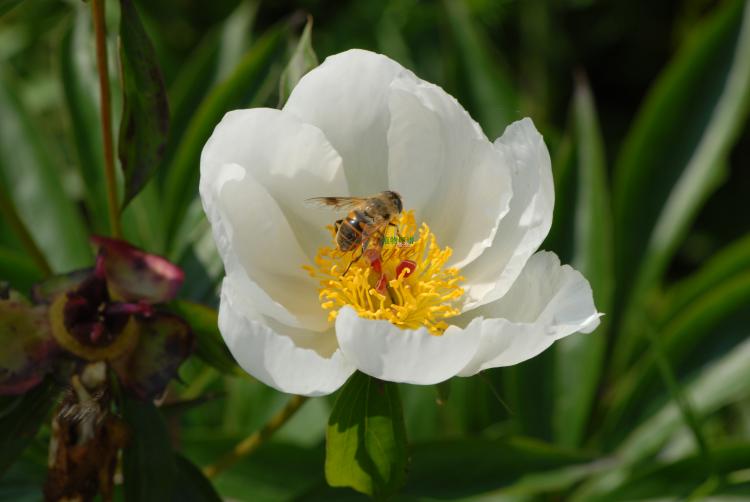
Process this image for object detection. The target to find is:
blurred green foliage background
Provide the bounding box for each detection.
[1,0,750,500]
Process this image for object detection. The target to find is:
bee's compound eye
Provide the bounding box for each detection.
[390,192,403,213]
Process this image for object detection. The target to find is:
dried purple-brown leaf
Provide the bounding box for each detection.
[0,294,59,395]
[112,313,193,400]
[91,236,183,303]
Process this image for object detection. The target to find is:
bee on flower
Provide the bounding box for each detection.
[199,49,601,396]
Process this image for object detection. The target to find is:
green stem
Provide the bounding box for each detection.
[203,395,309,478]
[91,0,122,238]
[0,186,52,276]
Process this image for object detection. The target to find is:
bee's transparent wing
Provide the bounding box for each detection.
[305,196,367,211]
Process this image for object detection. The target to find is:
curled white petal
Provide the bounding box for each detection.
[219,280,355,396]
[458,251,601,376]
[460,118,555,310]
[201,107,348,259]
[335,307,483,385]
[202,162,329,330]
[386,76,512,269]
[284,49,412,195]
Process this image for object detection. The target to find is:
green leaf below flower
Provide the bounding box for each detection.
[325,372,408,498]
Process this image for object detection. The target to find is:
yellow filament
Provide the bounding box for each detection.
[303,210,464,336]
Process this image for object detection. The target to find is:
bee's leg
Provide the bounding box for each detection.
[343,248,363,276]
[387,221,404,245]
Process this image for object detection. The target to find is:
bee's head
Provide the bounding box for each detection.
[386,190,403,214]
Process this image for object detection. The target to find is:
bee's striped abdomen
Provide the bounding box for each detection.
[336,210,370,251]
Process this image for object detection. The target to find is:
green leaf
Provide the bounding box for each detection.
[0,441,47,502]
[441,0,518,138]
[169,300,241,375]
[173,454,222,502]
[118,0,169,207]
[325,372,408,498]
[0,246,43,293]
[582,443,750,501]
[160,0,258,187]
[121,181,167,253]
[612,0,750,372]
[61,4,109,234]
[278,16,318,107]
[660,234,750,325]
[602,270,750,444]
[162,25,286,249]
[402,436,592,498]
[553,77,613,448]
[181,436,324,501]
[0,74,92,272]
[122,396,177,502]
[602,239,750,440]
[0,0,23,17]
[0,378,59,475]
[577,335,750,499]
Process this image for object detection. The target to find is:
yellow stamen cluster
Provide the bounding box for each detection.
[303,211,464,336]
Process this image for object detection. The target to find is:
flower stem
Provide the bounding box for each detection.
[91,0,122,238]
[0,186,52,276]
[203,395,309,478]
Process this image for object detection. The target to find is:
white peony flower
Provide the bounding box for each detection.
[199,49,601,396]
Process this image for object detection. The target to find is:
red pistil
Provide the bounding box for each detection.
[375,274,388,294]
[396,260,416,279]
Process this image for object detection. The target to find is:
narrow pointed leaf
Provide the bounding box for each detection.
[122,396,177,502]
[0,378,59,475]
[172,454,222,502]
[660,234,750,324]
[278,16,318,106]
[0,75,91,272]
[578,335,750,499]
[403,437,592,498]
[118,0,169,207]
[325,372,408,498]
[553,78,613,448]
[582,444,750,502]
[442,0,517,138]
[161,0,258,186]
[613,0,750,371]
[163,25,286,248]
[61,5,109,233]
[602,270,750,444]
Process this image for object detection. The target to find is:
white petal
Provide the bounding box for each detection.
[200,107,348,258]
[386,77,512,268]
[219,280,355,396]
[388,76,513,268]
[202,162,327,331]
[335,306,483,385]
[460,118,555,310]
[458,251,601,376]
[284,49,411,195]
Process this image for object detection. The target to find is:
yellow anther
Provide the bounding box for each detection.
[305,210,464,336]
